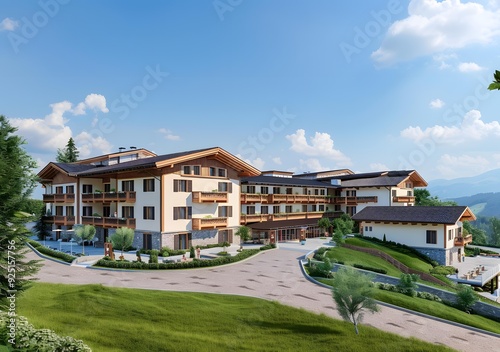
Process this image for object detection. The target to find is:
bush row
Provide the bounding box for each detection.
[0,313,92,352]
[95,249,261,270]
[353,264,387,275]
[313,247,331,261]
[259,243,276,251]
[27,240,76,263]
[376,283,442,302]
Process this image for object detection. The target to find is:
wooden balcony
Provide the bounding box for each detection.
[42,215,75,226]
[331,196,378,205]
[267,194,330,203]
[240,211,343,224]
[393,196,415,203]
[43,193,75,203]
[454,234,473,246]
[240,214,272,224]
[192,217,227,230]
[240,193,269,203]
[192,191,228,203]
[81,191,136,203]
[81,216,136,229]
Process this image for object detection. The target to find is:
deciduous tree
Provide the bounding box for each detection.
[331,266,379,334]
[73,225,96,255]
[111,227,134,258]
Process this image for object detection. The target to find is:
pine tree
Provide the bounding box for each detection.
[56,137,79,163]
[0,115,41,307]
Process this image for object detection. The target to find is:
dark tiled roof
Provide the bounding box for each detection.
[334,170,414,181]
[241,175,338,188]
[352,206,470,224]
[53,163,95,174]
[75,147,215,176]
[340,175,409,188]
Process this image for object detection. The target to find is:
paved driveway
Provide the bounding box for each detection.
[28,240,499,352]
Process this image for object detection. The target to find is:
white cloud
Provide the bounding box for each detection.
[10,94,111,155]
[429,98,445,109]
[370,163,389,171]
[272,157,282,165]
[372,0,500,65]
[159,128,181,141]
[298,158,328,172]
[235,154,265,170]
[74,131,113,158]
[458,62,484,72]
[436,153,490,178]
[0,18,18,31]
[401,109,500,144]
[285,129,351,166]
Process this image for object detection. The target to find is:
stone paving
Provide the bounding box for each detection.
[27,239,500,352]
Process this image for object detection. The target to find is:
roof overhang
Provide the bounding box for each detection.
[459,207,476,222]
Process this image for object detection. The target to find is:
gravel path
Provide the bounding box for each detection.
[26,243,500,352]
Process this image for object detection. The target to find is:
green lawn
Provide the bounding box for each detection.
[17,283,456,352]
[345,238,434,273]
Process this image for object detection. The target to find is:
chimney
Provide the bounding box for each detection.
[119,147,126,152]
[130,146,137,150]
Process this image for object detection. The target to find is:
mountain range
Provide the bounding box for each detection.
[427,168,500,218]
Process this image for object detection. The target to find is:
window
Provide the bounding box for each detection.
[210,167,216,176]
[448,229,454,240]
[311,204,317,212]
[103,206,111,217]
[261,206,268,214]
[346,190,356,197]
[314,189,319,195]
[173,206,192,220]
[143,206,155,220]
[392,189,397,197]
[246,206,256,215]
[66,185,74,193]
[82,206,92,216]
[286,188,293,195]
[173,179,192,192]
[65,206,74,216]
[104,184,111,192]
[218,206,233,218]
[218,182,232,192]
[346,206,356,216]
[122,206,135,218]
[319,204,325,212]
[55,206,63,215]
[218,168,226,177]
[426,230,437,244]
[273,205,280,214]
[320,189,326,196]
[246,185,256,193]
[407,190,413,196]
[55,186,63,194]
[406,182,413,188]
[285,205,292,213]
[261,186,269,194]
[82,184,93,194]
[122,180,134,192]
[193,165,201,175]
[143,179,155,192]
[273,187,281,194]
[183,165,191,175]
[177,233,192,250]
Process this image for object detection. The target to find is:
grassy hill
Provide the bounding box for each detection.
[451,192,500,217]
[17,283,456,352]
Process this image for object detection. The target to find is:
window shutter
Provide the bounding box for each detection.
[187,180,192,192]
[174,180,179,192]
[188,207,192,219]
[228,206,233,217]
[228,182,232,193]
[174,207,179,220]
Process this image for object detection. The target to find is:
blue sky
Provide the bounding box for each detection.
[2,0,500,187]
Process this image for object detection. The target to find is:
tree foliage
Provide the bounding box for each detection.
[317,218,331,235]
[56,137,79,163]
[463,221,487,245]
[331,266,379,335]
[73,225,96,255]
[414,188,457,206]
[235,226,251,242]
[488,70,500,91]
[455,284,478,313]
[489,217,500,247]
[0,116,40,307]
[111,227,134,257]
[32,207,52,240]
[396,273,419,297]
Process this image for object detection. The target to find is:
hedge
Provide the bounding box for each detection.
[353,264,388,275]
[94,249,261,270]
[27,240,76,263]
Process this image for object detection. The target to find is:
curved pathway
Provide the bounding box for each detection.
[27,241,499,352]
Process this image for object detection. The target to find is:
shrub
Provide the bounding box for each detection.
[28,240,76,263]
[159,247,186,257]
[397,273,420,297]
[308,258,333,278]
[456,284,478,313]
[217,251,230,256]
[416,291,442,302]
[313,247,330,260]
[430,266,456,275]
[190,246,195,259]
[353,264,387,275]
[149,249,159,264]
[377,282,399,292]
[259,244,275,251]
[0,313,92,351]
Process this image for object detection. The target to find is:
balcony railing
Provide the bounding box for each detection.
[454,234,473,246]
[43,193,75,203]
[393,196,415,203]
[81,216,136,229]
[192,217,227,230]
[240,194,269,203]
[330,196,378,205]
[240,211,343,224]
[81,191,136,203]
[267,194,331,203]
[192,191,228,203]
[42,215,75,226]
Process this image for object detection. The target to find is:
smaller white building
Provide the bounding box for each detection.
[352,206,476,266]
